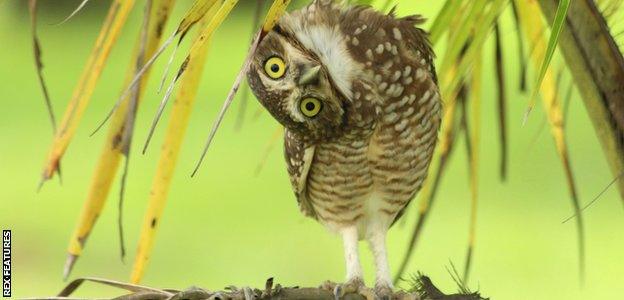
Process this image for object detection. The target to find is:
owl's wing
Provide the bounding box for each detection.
[399,15,438,84]
[284,129,317,219]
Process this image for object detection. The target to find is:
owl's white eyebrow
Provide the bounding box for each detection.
[271,25,321,61]
[292,24,357,101]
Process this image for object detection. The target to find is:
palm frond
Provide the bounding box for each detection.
[523,0,570,124]
[28,0,57,134]
[537,0,624,203]
[130,2,221,283]
[516,0,586,277]
[38,0,137,187]
[63,0,177,280]
[53,0,91,26]
[463,51,482,283]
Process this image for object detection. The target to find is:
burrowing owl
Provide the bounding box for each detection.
[247,0,440,297]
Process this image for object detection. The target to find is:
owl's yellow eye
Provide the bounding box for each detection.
[264,56,286,79]
[300,97,322,117]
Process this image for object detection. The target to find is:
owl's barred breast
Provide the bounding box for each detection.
[285,2,442,237]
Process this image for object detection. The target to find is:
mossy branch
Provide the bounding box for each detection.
[28,275,486,300]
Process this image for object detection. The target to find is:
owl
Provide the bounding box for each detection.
[247,0,441,298]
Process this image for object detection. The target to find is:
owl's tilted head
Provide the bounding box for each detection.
[247,0,437,144]
[247,2,359,142]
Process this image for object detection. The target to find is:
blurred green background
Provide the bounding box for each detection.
[0,0,623,299]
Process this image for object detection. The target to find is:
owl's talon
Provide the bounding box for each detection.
[320,278,373,300]
[373,283,393,300]
[333,285,342,300]
[357,286,376,300]
[319,280,337,291]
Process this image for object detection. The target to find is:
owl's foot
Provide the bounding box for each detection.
[320,278,375,300]
[373,282,394,300]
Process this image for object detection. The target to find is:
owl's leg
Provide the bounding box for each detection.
[321,226,374,299]
[367,226,394,298]
[341,226,363,283]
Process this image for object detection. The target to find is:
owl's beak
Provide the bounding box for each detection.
[298,65,321,86]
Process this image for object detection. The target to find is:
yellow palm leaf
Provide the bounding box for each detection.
[463,50,482,283]
[515,0,585,276]
[63,0,177,280]
[39,0,136,186]
[130,2,222,283]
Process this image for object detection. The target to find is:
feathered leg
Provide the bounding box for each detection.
[368,226,393,298]
[322,226,374,299]
[342,226,363,283]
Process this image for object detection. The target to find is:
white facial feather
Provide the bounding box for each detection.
[285,16,360,101]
